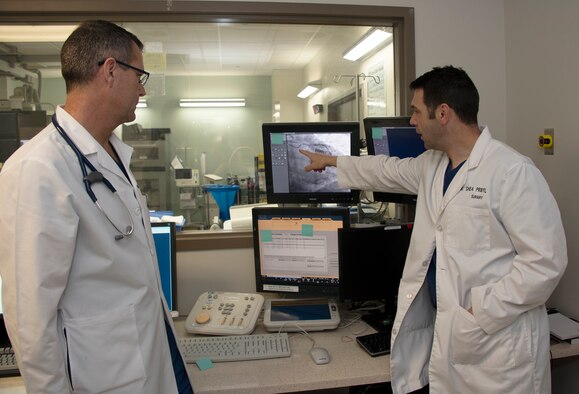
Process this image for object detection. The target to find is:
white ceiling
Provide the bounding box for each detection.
[0,22,375,78]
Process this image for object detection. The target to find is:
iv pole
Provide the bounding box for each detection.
[333,73,381,121]
[333,73,382,223]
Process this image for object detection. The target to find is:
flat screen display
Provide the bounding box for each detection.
[262,122,360,204]
[252,206,350,297]
[363,117,426,205]
[338,224,412,331]
[270,299,332,321]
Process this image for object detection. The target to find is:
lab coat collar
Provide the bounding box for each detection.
[55,106,100,156]
[109,134,135,175]
[54,106,134,184]
[465,125,492,170]
[439,126,491,210]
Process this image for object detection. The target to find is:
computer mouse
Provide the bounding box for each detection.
[309,347,331,365]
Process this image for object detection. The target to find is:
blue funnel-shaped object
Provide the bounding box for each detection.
[203,184,239,221]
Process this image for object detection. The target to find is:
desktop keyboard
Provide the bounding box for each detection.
[179,332,291,362]
[356,331,391,357]
[0,346,19,375]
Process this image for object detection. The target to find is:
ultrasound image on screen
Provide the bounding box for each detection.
[285,133,350,193]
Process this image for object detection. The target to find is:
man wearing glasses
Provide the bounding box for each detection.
[0,20,193,393]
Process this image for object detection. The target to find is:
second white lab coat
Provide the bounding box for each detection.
[0,107,191,393]
[337,127,567,393]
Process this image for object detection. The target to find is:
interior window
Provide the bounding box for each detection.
[0,5,414,229]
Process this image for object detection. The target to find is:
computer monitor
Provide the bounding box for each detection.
[363,117,426,205]
[262,122,360,205]
[151,222,178,313]
[338,224,412,331]
[252,206,350,298]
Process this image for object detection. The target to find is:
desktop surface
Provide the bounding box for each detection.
[2,316,579,394]
[176,318,390,394]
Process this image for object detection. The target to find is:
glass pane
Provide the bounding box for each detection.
[1,22,396,229]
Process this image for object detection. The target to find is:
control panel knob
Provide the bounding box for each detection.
[195,311,211,324]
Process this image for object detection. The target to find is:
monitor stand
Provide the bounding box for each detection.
[361,313,394,333]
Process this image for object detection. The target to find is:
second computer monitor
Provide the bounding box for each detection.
[252,206,350,298]
[338,224,412,329]
[363,117,426,205]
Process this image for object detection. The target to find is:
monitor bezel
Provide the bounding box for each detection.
[261,121,361,205]
[252,206,351,298]
[363,116,425,205]
[150,221,178,311]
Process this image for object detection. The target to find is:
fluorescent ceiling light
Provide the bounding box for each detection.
[0,25,77,42]
[136,99,148,108]
[343,28,392,61]
[297,82,321,99]
[179,98,246,108]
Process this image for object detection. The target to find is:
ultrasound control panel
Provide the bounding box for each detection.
[185,291,265,335]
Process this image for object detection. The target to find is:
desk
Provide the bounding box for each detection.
[2,319,579,394]
[177,319,389,394]
[0,317,388,394]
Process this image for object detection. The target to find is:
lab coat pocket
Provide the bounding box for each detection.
[451,306,524,367]
[63,305,146,393]
[446,206,490,251]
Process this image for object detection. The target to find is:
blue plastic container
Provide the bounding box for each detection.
[203,184,239,221]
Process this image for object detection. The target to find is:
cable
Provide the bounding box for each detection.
[277,322,317,349]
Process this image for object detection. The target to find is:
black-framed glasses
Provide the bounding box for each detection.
[98,58,150,86]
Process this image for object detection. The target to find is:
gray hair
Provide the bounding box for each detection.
[61,20,143,92]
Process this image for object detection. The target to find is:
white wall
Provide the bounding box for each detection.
[504,2,579,390]
[505,0,579,324]
[271,70,304,122]
[177,248,256,315]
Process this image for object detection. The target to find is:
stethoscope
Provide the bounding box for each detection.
[52,114,135,241]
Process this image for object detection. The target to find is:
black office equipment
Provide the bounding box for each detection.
[363,116,426,205]
[0,111,21,163]
[151,222,178,313]
[356,331,391,357]
[338,224,412,332]
[252,206,350,298]
[262,122,360,205]
[0,277,20,376]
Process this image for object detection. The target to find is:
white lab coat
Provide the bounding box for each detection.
[0,107,191,393]
[337,127,567,394]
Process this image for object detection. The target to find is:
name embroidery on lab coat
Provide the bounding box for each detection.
[462,185,487,200]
